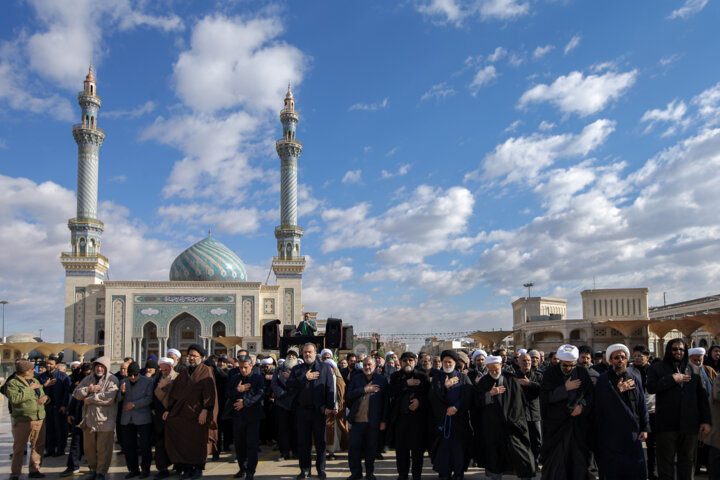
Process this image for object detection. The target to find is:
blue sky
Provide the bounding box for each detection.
[2,0,720,342]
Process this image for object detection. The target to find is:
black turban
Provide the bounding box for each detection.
[187,343,207,358]
[440,349,459,362]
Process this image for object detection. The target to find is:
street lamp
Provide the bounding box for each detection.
[0,300,7,343]
[523,283,534,298]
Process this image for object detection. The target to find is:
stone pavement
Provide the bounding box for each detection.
[0,402,711,480]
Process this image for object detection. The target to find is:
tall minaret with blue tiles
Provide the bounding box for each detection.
[61,67,109,344]
[272,86,306,326]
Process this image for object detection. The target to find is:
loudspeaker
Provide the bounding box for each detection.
[283,325,296,338]
[340,325,354,350]
[324,318,343,349]
[262,320,281,350]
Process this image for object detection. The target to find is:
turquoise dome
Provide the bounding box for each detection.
[169,236,247,281]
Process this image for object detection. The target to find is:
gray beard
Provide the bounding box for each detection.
[285,358,298,369]
[489,372,501,380]
[304,356,315,365]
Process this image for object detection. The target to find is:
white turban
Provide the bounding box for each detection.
[278,359,285,364]
[689,347,706,356]
[485,355,502,365]
[386,351,395,357]
[261,358,274,365]
[325,359,338,370]
[320,348,333,357]
[605,344,630,363]
[70,361,81,367]
[158,357,174,366]
[556,344,579,362]
[472,350,487,361]
[167,348,181,358]
[517,348,527,355]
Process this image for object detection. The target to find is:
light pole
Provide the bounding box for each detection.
[0,300,7,343]
[523,282,534,298]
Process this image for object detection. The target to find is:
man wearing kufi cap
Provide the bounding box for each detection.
[151,357,178,479]
[476,355,536,479]
[428,350,472,480]
[166,349,186,373]
[388,351,430,480]
[468,350,489,469]
[593,343,649,479]
[539,344,594,480]
[163,344,218,480]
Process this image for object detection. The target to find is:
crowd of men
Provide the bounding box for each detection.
[4,337,720,480]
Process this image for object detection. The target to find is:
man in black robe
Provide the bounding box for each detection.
[540,344,594,480]
[227,355,264,480]
[429,350,472,480]
[468,350,488,469]
[476,355,536,480]
[593,344,649,480]
[515,352,542,465]
[388,352,430,480]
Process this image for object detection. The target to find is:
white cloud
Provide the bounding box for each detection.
[321,203,383,253]
[414,0,530,25]
[420,83,456,102]
[487,46,507,63]
[158,203,262,235]
[0,62,74,121]
[381,164,411,179]
[143,111,265,201]
[349,97,389,111]
[692,82,720,127]
[471,119,615,185]
[564,35,581,55]
[341,170,363,184]
[533,44,554,59]
[668,0,709,19]
[538,120,555,131]
[470,65,498,95]
[103,101,156,119]
[504,120,522,132]
[660,54,681,66]
[173,15,306,114]
[386,147,400,157]
[641,99,689,136]
[518,69,638,116]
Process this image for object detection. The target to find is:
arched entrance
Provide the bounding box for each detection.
[142,322,159,361]
[211,321,227,356]
[169,313,202,355]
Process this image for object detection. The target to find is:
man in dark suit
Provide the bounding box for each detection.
[227,356,265,480]
[287,343,336,480]
[346,356,388,480]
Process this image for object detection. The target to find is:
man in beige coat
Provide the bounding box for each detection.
[72,356,119,480]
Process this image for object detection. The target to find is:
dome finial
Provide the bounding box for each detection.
[286,84,293,98]
[86,65,95,82]
[208,228,212,237]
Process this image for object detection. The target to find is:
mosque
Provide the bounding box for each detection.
[61,68,307,365]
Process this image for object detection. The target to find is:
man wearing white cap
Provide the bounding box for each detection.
[476,356,536,479]
[166,349,186,372]
[539,344,594,480]
[593,344,649,479]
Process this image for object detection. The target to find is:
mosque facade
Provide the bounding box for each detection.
[61,69,306,365]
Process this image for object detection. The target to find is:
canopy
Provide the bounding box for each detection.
[468,330,513,347]
[210,336,244,349]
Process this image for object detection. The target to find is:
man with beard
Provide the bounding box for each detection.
[259,358,276,447]
[647,338,711,480]
[476,356,535,480]
[166,349,186,373]
[540,344,594,480]
[152,358,178,480]
[37,356,71,457]
[63,362,92,477]
[340,354,358,383]
[515,353,543,466]
[707,345,720,373]
[287,343,336,480]
[429,350,472,480]
[388,352,430,480]
[163,344,218,480]
[528,350,541,372]
[468,350,488,469]
[346,356,388,480]
[271,348,299,460]
[227,355,264,480]
[593,344,649,479]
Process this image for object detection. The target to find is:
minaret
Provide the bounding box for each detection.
[61,67,109,344]
[272,86,306,326]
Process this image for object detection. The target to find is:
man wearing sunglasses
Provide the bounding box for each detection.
[593,344,649,479]
[647,338,711,480]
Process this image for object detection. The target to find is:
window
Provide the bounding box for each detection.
[594,300,597,316]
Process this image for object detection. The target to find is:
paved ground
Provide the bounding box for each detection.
[0,400,711,480]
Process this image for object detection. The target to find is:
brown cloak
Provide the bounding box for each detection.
[164,363,218,465]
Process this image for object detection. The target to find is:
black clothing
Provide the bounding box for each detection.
[476,372,536,478]
[388,369,430,480]
[121,423,153,474]
[540,364,594,480]
[429,370,472,477]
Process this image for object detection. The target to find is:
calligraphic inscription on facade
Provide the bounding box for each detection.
[112,296,125,359]
[74,288,86,343]
[96,297,105,315]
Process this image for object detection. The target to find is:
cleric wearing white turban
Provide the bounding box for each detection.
[605,344,630,363]
[556,344,579,362]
